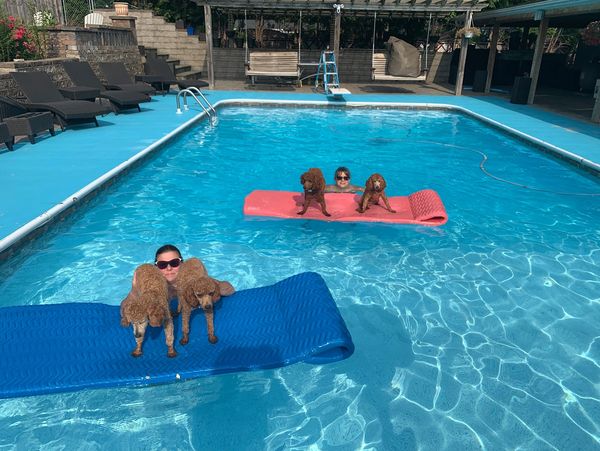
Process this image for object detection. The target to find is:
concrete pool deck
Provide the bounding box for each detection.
[1,90,599,253]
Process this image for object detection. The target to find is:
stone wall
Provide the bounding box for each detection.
[0,58,78,99]
[43,26,143,76]
[0,26,143,98]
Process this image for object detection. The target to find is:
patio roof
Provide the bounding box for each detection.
[472,0,600,28]
[194,0,488,16]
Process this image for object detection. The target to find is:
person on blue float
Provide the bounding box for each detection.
[325,166,363,193]
[152,244,235,300]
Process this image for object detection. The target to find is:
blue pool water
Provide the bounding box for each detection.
[0,106,599,450]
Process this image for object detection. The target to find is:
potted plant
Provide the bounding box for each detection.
[457,26,481,39]
[114,2,129,16]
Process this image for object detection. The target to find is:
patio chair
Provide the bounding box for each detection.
[0,122,14,150]
[62,61,150,113]
[144,57,209,94]
[0,96,55,144]
[98,62,156,96]
[11,71,110,129]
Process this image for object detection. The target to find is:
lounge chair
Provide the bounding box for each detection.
[11,71,110,129]
[98,62,156,96]
[144,57,209,93]
[62,61,150,113]
[0,96,55,144]
[0,122,14,150]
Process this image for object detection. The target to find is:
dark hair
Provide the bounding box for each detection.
[334,166,351,179]
[155,244,182,262]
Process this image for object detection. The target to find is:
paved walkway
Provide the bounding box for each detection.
[1,90,599,252]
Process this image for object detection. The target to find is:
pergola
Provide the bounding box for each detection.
[470,0,600,105]
[194,0,488,90]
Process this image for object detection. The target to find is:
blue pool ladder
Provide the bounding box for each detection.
[315,51,351,98]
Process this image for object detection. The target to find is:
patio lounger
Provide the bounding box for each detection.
[11,71,109,129]
[62,61,150,113]
[98,62,156,96]
[0,122,14,150]
[0,96,55,144]
[144,57,208,93]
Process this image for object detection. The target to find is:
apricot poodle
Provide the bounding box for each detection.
[298,167,330,216]
[357,173,396,214]
[120,263,177,358]
[175,258,222,345]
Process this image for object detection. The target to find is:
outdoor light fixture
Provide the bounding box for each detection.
[333,3,344,14]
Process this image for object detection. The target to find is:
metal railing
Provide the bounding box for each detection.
[176,88,217,122]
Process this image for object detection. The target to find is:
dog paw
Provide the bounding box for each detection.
[131,350,142,358]
[324,212,331,217]
[389,209,397,213]
[209,335,218,344]
[179,337,189,346]
[167,349,178,358]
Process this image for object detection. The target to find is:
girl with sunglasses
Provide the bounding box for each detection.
[153,244,235,300]
[325,166,363,194]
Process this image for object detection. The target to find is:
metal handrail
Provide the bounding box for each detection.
[175,89,216,119]
[183,87,217,116]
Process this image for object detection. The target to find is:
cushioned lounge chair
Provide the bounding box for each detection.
[0,122,14,150]
[11,71,109,129]
[98,62,156,96]
[0,96,55,144]
[62,61,150,113]
[144,57,209,94]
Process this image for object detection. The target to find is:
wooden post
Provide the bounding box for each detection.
[454,10,472,96]
[485,24,499,93]
[333,10,341,62]
[527,16,548,104]
[204,5,215,89]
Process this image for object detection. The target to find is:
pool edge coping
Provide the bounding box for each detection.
[1,97,597,256]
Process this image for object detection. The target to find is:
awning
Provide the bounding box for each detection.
[471,0,600,28]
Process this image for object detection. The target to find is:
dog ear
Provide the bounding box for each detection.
[211,279,222,302]
[380,176,387,189]
[366,176,373,191]
[300,173,306,184]
[120,316,130,327]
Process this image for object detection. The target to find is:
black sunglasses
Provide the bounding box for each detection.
[336,176,349,181]
[155,258,182,270]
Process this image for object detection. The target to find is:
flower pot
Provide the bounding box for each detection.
[114,2,129,16]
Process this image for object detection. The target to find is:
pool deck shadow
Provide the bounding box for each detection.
[0,90,599,253]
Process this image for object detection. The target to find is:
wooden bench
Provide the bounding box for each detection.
[372,52,427,82]
[246,51,301,86]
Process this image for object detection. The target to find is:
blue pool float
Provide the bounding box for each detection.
[0,272,354,398]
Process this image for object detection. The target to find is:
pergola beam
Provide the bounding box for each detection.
[193,0,487,13]
[527,15,549,104]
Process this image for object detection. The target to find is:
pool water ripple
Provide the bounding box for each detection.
[0,107,599,449]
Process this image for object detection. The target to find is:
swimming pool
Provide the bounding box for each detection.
[0,106,599,449]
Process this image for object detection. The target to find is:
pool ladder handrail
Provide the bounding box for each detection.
[176,88,217,118]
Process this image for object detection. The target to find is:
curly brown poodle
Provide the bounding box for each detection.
[120,263,177,358]
[175,258,222,345]
[357,173,396,214]
[298,167,330,217]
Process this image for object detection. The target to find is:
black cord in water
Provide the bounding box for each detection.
[414,140,600,197]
